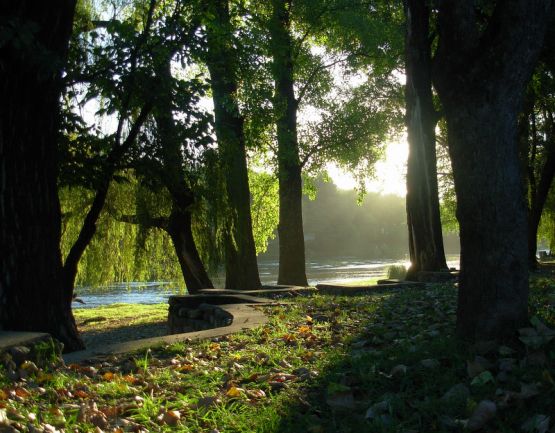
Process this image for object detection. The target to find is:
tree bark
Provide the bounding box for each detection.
[269,0,308,286]
[0,0,84,351]
[152,56,214,293]
[205,0,261,290]
[433,0,552,340]
[167,206,213,293]
[403,0,448,281]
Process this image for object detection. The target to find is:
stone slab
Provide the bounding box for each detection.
[64,304,268,364]
[316,281,425,296]
[197,286,316,298]
[0,331,52,350]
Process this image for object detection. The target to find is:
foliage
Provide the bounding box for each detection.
[386,264,406,279]
[249,171,280,254]
[60,181,182,286]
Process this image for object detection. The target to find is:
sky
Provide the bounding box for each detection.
[327,137,408,196]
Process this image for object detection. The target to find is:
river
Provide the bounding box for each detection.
[74,255,460,308]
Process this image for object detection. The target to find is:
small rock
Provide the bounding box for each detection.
[8,346,30,365]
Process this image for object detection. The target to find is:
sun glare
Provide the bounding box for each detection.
[328,137,408,196]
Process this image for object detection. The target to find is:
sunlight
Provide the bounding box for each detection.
[328,135,408,196]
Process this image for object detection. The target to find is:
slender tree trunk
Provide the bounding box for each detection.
[403,0,448,281]
[0,0,84,351]
[433,0,552,340]
[167,206,213,293]
[269,0,308,286]
[205,0,261,290]
[62,106,151,300]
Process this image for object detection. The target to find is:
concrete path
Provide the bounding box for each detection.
[64,303,268,364]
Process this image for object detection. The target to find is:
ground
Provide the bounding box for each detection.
[0,275,554,432]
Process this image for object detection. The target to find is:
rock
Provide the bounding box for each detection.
[186,309,202,320]
[8,346,31,365]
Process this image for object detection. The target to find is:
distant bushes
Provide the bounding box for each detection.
[387,264,407,280]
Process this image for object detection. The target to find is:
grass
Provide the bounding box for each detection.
[1,277,555,432]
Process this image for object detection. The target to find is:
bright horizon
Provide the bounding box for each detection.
[327,136,408,197]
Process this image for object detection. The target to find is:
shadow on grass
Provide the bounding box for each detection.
[80,320,167,350]
[271,283,555,433]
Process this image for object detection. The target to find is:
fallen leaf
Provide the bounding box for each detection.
[521,414,550,433]
[226,387,245,398]
[466,400,496,431]
[326,390,355,410]
[161,410,181,426]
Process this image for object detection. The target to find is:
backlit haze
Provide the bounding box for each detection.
[327,137,408,196]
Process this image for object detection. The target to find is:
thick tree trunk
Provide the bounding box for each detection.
[445,104,529,339]
[205,0,261,290]
[167,207,213,293]
[433,0,552,340]
[0,0,84,351]
[404,0,448,281]
[270,0,308,286]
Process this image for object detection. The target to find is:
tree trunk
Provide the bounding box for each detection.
[62,106,151,300]
[433,0,552,340]
[270,0,308,286]
[205,0,261,290]
[152,56,214,293]
[167,206,214,293]
[0,0,84,351]
[403,0,448,281]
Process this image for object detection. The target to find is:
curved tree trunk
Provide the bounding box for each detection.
[152,56,214,293]
[205,0,261,290]
[167,207,214,293]
[404,0,448,281]
[433,0,552,340]
[270,0,308,287]
[0,0,84,351]
[62,105,151,301]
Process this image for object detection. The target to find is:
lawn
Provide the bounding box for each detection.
[1,276,554,432]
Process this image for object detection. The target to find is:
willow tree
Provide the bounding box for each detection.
[0,0,83,351]
[403,0,447,280]
[204,0,261,290]
[61,0,158,305]
[433,0,552,339]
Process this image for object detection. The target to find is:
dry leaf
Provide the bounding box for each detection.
[466,400,496,431]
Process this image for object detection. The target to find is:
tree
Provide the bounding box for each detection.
[269,0,309,286]
[403,0,447,280]
[61,0,157,302]
[433,0,553,340]
[204,0,262,290]
[0,0,84,351]
[522,66,555,268]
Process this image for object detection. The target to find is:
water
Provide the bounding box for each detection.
[74,255,460,308]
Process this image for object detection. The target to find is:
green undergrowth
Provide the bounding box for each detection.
[0,278,554,432]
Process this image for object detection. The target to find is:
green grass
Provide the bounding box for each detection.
[0,279,554,432]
